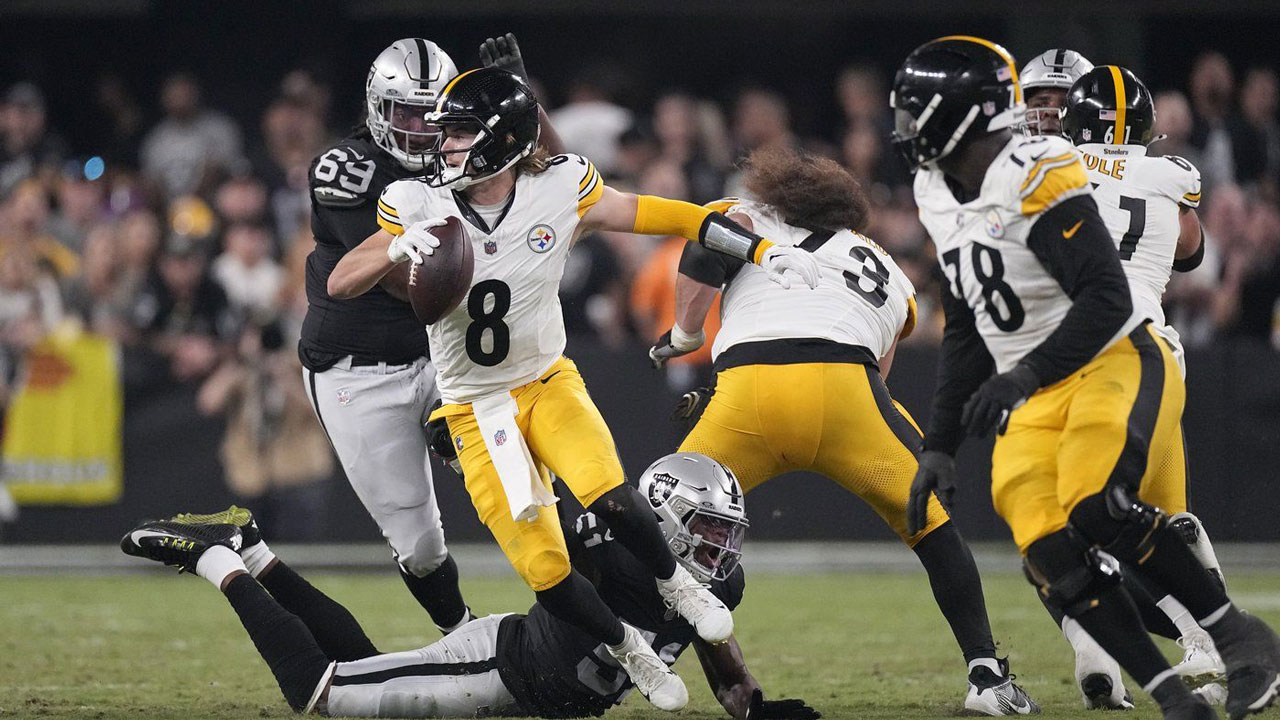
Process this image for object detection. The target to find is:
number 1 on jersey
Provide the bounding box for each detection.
[1117,195,1146,260]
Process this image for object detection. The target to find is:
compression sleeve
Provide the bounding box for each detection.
[677,237,747,287]
[634,195,774,264]
[1021,194,1133,387]
[923,283,995,456]
[1173,231,1206,272]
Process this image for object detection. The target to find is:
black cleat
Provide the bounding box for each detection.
[169,505,261,548]
[1081,673,1134,710]
[120,520,243,574]
[1218,614,1280,720]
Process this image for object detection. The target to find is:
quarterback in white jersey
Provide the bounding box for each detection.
[327,67,819,714]
[651,146,1038,717]
[895,37,1280,720]
[1063,63,1231,708]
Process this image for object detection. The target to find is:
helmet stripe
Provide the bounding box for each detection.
[413,38,431,88]
[1108,65,1127,143]
[1053,48,1067,69]
[937,35,1022,103]
[439,68,480,103]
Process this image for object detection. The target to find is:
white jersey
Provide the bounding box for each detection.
[377,154,604,403]
[914,135,1144,373]
[1078,142,1201,357]
[712,200,916,361]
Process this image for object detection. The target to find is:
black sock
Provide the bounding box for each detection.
[1120,571,1181,640]
[258,560,379,661]
[1134,526,1232,621]
[223,574,332,712]
[911,522,997,663]
[399,554,470,630]
[1072,583,1177,690]
[535,569,625,646]
[587,485,678,580]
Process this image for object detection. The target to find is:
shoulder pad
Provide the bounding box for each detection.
[1011,137,1088,217]
[1159,155,1202,206]
[310,139,383,208]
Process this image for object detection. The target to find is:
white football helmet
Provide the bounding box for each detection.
[639,453,748,583]
[1019,49,1094,136]
[365,38,458,171]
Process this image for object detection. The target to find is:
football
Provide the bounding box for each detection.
[407,215,474,325]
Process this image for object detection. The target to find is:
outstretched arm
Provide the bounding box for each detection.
[694,638,820,719]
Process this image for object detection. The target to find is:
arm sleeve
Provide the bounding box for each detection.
[677,237,746,287]
[1020,194,1133,386]
[1173,232,1206,272]
[634,195,774,264]
[923,282,995,455]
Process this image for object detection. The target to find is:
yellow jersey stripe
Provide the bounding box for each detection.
[1018,152,1078,194]
[937,35,1021,103]
[703,197,741,214]
[576,177,605,218]
[900,296,918,340]
[578,161,598,191]
[377,200,400,218]
[1108,66,1127,144]
[377,213,405,236]
[1182,192,1202,202]
[1020,160,1089,216]
[751,239,774,265]
[577,170,601,200]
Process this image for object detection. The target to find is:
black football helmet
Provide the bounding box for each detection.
[424,67,541,188]
[890,36,1024,170]
[1062,65,1156,146]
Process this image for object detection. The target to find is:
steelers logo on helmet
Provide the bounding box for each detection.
[890,36,1025,170]
[526,224,556,253]
[1063,65,1156,148]
[423,68,541,189]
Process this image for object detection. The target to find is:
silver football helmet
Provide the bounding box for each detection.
[365,38,458,171]
[639,452,748,583]
[1019,49,1094,136]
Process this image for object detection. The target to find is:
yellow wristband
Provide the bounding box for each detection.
[751,239,774,265]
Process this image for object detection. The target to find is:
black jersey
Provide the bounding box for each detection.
[298,133,427,371]
[495,511,745,718]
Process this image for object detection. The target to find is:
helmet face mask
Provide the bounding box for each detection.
[638,452,750,584]
[1022,87,1068,137]
[365,38,459,171]
[1018,49,1095,138]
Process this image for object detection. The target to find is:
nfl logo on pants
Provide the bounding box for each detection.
[494,429,507,446]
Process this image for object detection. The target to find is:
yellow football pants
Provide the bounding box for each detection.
[992,324,1187,552]
[431,357,624,590]
[678,362,949,545]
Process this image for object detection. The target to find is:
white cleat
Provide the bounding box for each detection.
[608,624,688,712]
[657,564,733,643]
[965,658,1041,715]
[1175,629,1227,689]
[1063,618,1134,710]
[1194,682,1228,707]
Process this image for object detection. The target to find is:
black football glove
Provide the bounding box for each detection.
[907,450,957,536]
[672,386,712,422]
[479,33,529,83]
[961,364,1039,438]
[423,399,463,477]
[745,688,821,720]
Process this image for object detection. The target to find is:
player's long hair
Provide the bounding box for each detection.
[515,145,551,176]
[742,145,870,232]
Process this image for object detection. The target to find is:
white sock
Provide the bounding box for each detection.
[968,657,1000,675]
[1157,595,1203,638]
[239,540,276,579]
[195,545,248,589]
[438,608,473,634]
[1061,616,1091,649]
[608,624,638,654]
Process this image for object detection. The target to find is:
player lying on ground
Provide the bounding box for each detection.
[326,67,820,711]
[649,144,1037,716]
[893,35,1280,720]
[120,455,820,720]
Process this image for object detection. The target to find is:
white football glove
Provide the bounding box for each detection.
[760,244,821,289]
[648,324,705,368]
[387,218,446,264]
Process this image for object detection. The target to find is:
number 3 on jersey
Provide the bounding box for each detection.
[941,244,1025,331]
[466,280,511,366]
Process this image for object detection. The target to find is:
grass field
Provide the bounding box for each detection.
[4,569,1280,720]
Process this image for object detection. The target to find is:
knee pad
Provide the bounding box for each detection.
[393,532,449,578]
[516,547,571,591]
[1023,528,1123,617]
[1168,512,1202,546]
[1070,484,1166,566]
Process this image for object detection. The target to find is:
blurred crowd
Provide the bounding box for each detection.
[0,51,1277,514]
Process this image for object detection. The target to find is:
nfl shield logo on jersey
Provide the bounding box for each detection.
[494,429,507,446]
[484,240,498,255]
[527,224,556,253]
